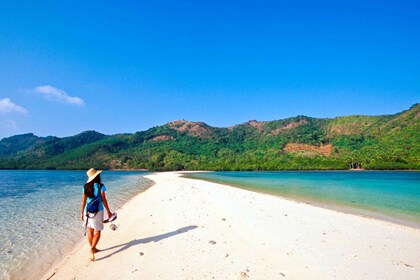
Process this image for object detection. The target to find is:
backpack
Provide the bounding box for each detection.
[84,184,102,235]
[86,184,102,217]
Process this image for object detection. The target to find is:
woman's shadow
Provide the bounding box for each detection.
[96,225,198,261]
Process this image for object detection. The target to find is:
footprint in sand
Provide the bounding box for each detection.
[239,269,250,279]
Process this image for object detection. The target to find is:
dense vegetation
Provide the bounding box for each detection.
[0,104,418,171]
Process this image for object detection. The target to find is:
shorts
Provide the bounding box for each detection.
[83,210,104,231]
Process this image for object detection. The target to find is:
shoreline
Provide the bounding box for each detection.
[41,171,420,279]
[7,172,154,280]
[40,180,157,280]
[181,172,420,229]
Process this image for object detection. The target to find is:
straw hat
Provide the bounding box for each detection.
[86,168,102,183]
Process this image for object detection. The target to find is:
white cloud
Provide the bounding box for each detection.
[34,85,85,106]
[0,98,28,114]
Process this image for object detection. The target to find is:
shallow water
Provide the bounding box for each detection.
[0,170,152,280]
[185,171,420,226]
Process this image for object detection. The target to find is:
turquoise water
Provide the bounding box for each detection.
[185,171,420,226]
[0,170,151,280]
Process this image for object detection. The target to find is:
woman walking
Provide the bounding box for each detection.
[80,168,113,261]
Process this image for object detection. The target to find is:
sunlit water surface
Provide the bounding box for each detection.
[0,170,151,280]
[185,171,420,226]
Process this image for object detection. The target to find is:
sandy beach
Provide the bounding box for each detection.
[42,172,420,280]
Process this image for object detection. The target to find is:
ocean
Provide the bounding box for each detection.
[184,171,420,227]
[0,170,152,280]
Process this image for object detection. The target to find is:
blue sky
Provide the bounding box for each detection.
[0,1,419,139]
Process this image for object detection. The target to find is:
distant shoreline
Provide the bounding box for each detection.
[1,104,418,171]
[0,167,419,171]
[182,170,420,229]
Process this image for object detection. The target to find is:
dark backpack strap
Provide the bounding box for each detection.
[84,184,103,236]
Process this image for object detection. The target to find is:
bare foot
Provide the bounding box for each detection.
[90,249,95,261]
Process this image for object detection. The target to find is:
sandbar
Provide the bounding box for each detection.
[42,172,420,279]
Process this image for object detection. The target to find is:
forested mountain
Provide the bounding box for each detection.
[0,104,418,171]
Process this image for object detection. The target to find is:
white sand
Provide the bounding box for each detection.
[43,172,420,279]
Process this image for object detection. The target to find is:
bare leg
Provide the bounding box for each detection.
[90,230,101,261]
[92,230,101,249]
[87,228,96,261]
[87,228,94,247]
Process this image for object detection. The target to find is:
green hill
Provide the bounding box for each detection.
[0,104,419,171]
